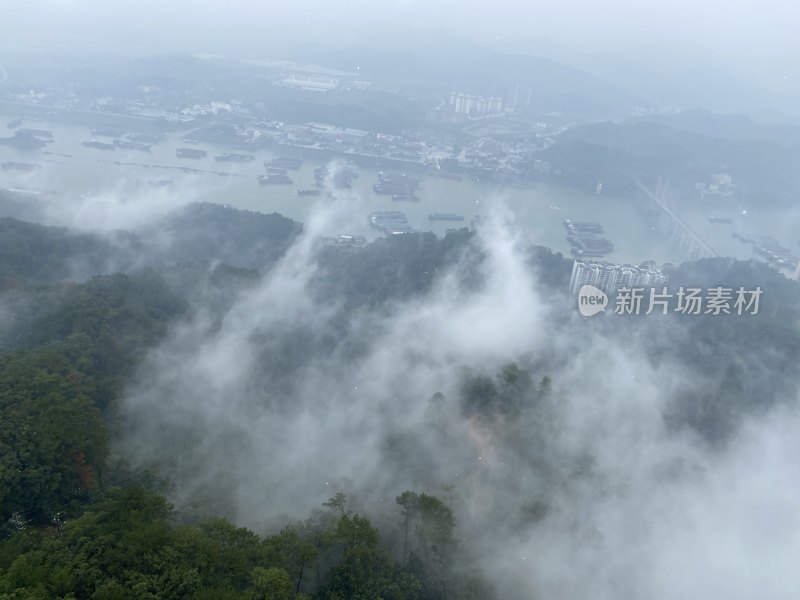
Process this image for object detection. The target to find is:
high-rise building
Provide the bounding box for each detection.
[508,83,520,110]
[569,259,667,295]
[450,92,502,115]
[487,97,502,112]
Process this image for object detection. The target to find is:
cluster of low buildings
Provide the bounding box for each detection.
[279,74,339,92]
[696,172,735,201]
[226,118,550,183]
[2,65,561,186]
[325,234,367,248]
[732,233,799,271]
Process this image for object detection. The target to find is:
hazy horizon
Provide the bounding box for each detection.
[2,0,798,113]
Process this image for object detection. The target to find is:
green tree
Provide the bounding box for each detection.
[263,527,317,594]
[0,349,108,525]
[322,513,420,600]
[251,566,294,600]
[396,491,420,564]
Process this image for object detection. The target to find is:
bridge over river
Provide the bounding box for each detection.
[637,179,718,260]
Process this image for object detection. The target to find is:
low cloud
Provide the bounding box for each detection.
[117,190,800,599]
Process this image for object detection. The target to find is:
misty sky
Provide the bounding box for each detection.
[2,0,798,76]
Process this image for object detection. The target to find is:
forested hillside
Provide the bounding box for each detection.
[2,203,800,598]
[0,203,301,287]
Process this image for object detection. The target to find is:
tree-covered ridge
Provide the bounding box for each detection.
[0,484,490,600]
[545,115,800,203]
[150,203,302,270]
[1,272,187,412]
[0,227,557,598]
[0,225,497,598]
[0,203,301,289]
[0,218,137,287]
[313,229,572,309]
[0,348,108,529]
[2,204,800,598]
[0,270,189,530]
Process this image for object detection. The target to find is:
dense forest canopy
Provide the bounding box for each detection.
[1,201,799,599]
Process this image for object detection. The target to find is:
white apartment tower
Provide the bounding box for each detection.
[569,259,667,295]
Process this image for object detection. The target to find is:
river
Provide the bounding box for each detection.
[2,111,796,271]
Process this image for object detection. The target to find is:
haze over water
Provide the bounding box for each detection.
[5,112,793,269]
